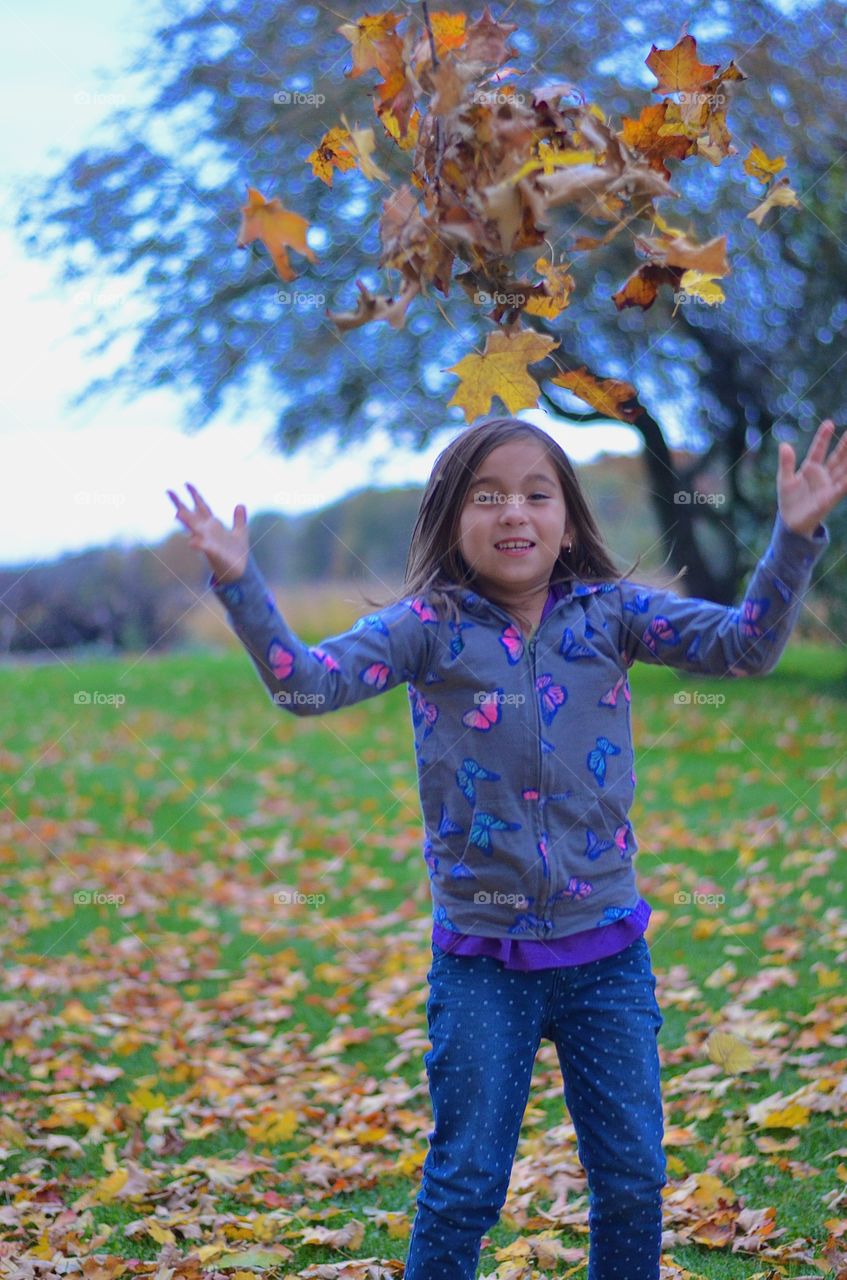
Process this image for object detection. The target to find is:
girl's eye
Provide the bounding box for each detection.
[530,493,550,500]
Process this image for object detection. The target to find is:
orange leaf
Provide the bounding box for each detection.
[646,34,719,95]
[236,186,318,283]
[551,366,642,423]
[337,13,403,80]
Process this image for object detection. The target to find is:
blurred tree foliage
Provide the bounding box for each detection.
[11,0,847,626]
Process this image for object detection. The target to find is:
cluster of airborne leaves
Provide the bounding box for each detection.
[235,8,799,425]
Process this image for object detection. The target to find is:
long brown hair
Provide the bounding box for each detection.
[362,417,674,625]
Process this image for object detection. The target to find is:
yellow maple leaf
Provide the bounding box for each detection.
[147,1223,176,1245]
[743,145,786,184]
[444,328,560,423]
[706,1030,755,1074]
[245,1109,299,1144]
[307,127,357,187]
[127,1085,168,1114]
[93,1168,129,1204]
[677,269,725,305]
[524,257,575,319]
[691,1171,735,1208]
[760,1102,811,1129]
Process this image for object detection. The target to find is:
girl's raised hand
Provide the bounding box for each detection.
[167,483,249,584]
[777,418,847,537]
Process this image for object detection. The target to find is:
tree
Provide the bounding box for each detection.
[13,0,847,615]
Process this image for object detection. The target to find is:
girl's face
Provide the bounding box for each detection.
[457,438,570,600]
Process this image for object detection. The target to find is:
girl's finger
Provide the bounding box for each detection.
[824,426,847,467]
[804,419,835,467]
[185,482,212,515]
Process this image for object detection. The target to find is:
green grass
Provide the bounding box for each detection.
[0,639,844,1277]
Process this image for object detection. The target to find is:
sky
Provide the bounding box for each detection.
[1,0,644,569]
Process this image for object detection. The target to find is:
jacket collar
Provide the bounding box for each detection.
[459,577,615,616]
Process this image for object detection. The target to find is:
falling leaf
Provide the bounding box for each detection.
[236,186,318,282]
[550,365,642,423]
[444,327,559,421]
[339,114,390,182]
[744,144,786,183]
[645,34,720,96]
[747,175,801,226]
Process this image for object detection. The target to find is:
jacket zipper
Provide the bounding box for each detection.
[526,631,547,931]
[465,594,577,938]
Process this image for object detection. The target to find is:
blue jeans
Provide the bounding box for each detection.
[405,933,666,1280]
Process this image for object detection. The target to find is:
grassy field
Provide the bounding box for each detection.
[0,631,845,1279]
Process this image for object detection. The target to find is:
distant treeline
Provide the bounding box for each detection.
[6,453,833,658]
[0,485,428,657]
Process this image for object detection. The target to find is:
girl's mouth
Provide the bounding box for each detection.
[494,539,535,556]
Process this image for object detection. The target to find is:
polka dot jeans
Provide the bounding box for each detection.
[404,933,666,1279]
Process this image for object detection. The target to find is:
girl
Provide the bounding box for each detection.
[167,414,843,1280]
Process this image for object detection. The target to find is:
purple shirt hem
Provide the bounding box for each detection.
[432,897,652,970]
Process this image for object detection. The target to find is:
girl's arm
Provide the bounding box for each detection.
[167,482,433,715]
[619,417,846,675]
[617,512,829,675]
[208,552,433,715]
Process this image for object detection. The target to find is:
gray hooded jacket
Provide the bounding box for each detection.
[210,511,829,941]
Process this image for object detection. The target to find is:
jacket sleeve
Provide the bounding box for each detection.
[617,511,830,676]
[209,553,434,715]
